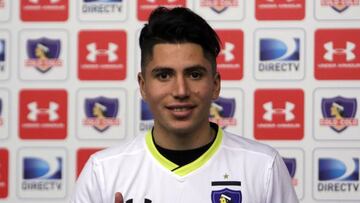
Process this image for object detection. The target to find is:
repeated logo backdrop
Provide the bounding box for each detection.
[0,0,360,202]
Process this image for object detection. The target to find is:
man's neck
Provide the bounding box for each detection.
[152,122,215,150]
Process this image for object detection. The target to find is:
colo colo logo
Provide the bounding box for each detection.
[83,96,120,132]
[320,96,358,133]
[200,0,238,13]
[26,38,62,73]
[209,97,237,128]
[321,0,360,13]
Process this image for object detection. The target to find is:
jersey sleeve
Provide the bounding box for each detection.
[264,152,299,203]
[70,155,104,203]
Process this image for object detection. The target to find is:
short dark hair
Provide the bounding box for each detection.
[139,7,221,75]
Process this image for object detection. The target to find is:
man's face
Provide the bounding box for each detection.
[138,43,220,135]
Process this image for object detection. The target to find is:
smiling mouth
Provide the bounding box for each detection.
[171,107,193,111]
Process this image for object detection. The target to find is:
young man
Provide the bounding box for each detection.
[71,7,298,203]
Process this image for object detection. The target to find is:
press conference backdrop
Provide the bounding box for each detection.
[0,0,360,202]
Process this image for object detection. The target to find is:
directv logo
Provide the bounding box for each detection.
[318,157,359,192]
[22,156,63,191]
[258,38,300,72]
[82,0,123,14]
[140,99,154,132]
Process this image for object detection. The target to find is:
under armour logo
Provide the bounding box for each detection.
[86,43,118,62]
[324,41,356,62]
[263,101,295,121]
[220,42,235,62]
[29,0,61,4]
[27,102,59,121]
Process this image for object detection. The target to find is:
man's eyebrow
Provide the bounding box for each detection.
[151,67,174,74]
[184,65,208,72]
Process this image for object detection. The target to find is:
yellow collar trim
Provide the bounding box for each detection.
[145,127,223,177]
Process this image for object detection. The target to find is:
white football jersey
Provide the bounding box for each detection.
[71,128,298,203]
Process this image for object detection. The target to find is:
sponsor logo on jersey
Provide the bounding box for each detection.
[83,96,120,132]
[315,29,360,80]
[139,99,154,132]
[0,149,8,198]
[19,89,67,139]
[137,0,186,21]
[317,157,360,193]
[76,148,103,177]
[209,97,237,128]
[211,188,242,203]
[283,157,299,186]
[320,0,359,13]
[78,30,126,80]
[320,96,358,133]
[25,38,62,73]
[258,37,300,74]
[254,89,304,140]
[20,0,68,21]
[256,0,305,20]
[200,0,238,13]
[216,30,243,80]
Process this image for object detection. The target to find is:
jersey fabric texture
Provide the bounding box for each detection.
[71,127,299,203]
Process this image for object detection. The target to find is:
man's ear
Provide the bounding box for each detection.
[212,72,221,100]
[138,72,147,101]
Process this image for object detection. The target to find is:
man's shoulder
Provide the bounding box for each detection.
[90,134,146,164]
[221,130,278,159]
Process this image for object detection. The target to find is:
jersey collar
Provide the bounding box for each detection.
[145,126,223,177]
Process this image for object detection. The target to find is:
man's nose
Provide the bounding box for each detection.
[172,75,190,99]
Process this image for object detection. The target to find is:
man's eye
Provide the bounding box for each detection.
[189,71,202,79]
[156,72,171,80]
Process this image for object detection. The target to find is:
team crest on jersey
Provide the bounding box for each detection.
[200,0,238,13]
[211,188,242,203]
[26,38,62,73]
[83,97,120,132]
[209,97,236,128]
[320,96,358,133]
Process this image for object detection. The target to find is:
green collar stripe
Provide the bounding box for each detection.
[145,128,223,176]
